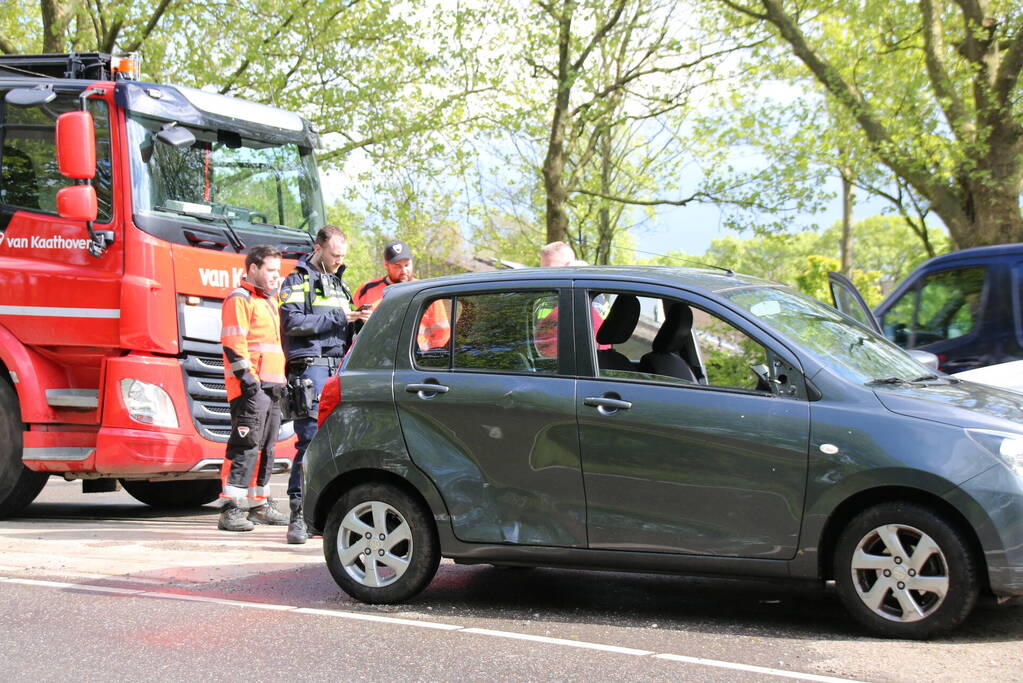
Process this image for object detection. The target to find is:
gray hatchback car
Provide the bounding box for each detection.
[303,266,1023,638]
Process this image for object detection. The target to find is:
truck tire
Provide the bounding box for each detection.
[0,379,48,518]
[121,479,222,509]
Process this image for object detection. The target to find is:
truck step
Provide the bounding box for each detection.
[45,389,99,409]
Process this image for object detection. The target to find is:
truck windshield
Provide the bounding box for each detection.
[126,113,324,239]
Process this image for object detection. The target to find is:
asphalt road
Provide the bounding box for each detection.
[1,477,1021,682]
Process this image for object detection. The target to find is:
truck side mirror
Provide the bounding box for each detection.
[56,185,98,222]
[5,86,57,108]
[55,111,97,179]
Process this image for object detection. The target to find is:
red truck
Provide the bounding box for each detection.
[0,53,322,516]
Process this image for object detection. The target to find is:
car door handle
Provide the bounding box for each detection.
[584,396,632,414]
[406,383,450,399]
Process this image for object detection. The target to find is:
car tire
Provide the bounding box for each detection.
[120,479,222,508]
[834,501,979,639]
[324,482,439,604]
[0,379,48,518]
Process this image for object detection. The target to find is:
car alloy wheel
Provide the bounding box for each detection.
[848,523,949,623]
[338,500,413,588]
[834,502,978,639]
[323,482,439,603]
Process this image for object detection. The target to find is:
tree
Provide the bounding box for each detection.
[711,0,1023,249]
[486,0,743,252]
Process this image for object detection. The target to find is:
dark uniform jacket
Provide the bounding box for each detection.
[279,254,354,361]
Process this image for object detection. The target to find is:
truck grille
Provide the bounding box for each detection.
[181,338,232,442]
[180,338,294,444]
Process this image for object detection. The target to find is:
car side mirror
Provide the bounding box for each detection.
[908,349,940,371]
[56,184,98,222]
[55,111,96,179]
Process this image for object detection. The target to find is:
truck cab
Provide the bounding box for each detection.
[0,53,323,515]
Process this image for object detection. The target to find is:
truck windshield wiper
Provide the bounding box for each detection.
[254,221,314,242]
[154,205,245,251]
[909,374,940,382]
[866,376,908,385]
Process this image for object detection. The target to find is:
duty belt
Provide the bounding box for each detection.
[289,356,342,369]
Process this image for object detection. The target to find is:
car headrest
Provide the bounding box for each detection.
[652,302,694,353]
[596,295,640,345]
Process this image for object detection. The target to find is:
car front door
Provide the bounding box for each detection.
[574,284,811,559]
[828,271,882,333]
[392,282,588,548]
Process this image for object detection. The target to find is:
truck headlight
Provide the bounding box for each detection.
[120,379,178,428]
[965,428,1023,477]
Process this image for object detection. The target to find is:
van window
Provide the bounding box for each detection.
[881,267,985,348]
[0,91,112,221]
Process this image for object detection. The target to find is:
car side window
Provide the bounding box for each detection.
[588,291,770,392]
[415,291,559,374]
[0,92,113,221]
[882,267,985,348]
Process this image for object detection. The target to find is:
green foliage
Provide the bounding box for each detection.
[706,0,1023,248]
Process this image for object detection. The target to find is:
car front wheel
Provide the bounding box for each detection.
[834,502,979,639]
[324,482,439,604]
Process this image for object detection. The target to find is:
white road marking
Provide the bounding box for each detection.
[295,607,462,630]
[0,575,866,682]
[461,627,652,656]
[655,654,861,683]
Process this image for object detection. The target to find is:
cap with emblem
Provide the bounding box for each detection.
[383,240,411,263]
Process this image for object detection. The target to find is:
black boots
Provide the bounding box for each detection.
[218,502,254,532]
[248,497,289,525]
[287,497,308,544]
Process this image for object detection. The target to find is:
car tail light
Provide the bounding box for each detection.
[317,373,341,428]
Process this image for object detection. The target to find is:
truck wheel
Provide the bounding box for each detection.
[0,379,48,518]
[121,479,221,508]
[324,482,440,604]
[834,501,979,639]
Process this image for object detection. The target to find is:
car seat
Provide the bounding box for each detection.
[639,302,696,381]
[595,294,640,372]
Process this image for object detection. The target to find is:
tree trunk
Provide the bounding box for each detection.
[542,110,569,244]
[957,182,1023,249]
[40,0,77,53]
[542,3,574,245]
[840,170,854,274]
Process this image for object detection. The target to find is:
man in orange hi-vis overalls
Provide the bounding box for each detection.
[353,240,450,350]
[218,245,290,532]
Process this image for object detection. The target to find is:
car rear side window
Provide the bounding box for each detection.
[414,290,560,374]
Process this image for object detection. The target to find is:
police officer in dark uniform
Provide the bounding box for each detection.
[279,225,369,543]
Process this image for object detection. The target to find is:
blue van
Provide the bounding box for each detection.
[868,244,1023,373]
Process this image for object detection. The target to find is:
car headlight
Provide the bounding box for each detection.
[965,428,1023,477]
[120,378,178,428]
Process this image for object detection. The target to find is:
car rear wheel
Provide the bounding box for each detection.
[0,379,48,518]
[324,482,439,604]
[120,479,222,508]
[834,502,979,639]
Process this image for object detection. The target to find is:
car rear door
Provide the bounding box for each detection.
[391,281,588,548]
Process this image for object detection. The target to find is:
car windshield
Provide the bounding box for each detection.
[125,113,324,237]
[721,285,930,384]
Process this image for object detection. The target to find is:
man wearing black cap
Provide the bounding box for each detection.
[354,240,450,350]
